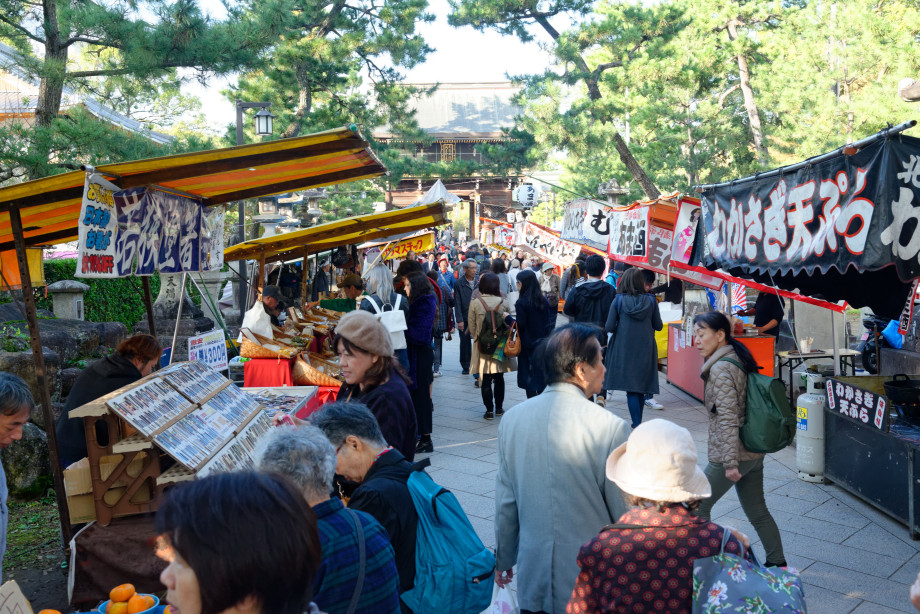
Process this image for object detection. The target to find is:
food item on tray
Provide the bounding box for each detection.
[110,585,135,603]
[293,358,343,387]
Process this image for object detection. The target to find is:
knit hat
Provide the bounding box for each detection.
[334,310,393,357]
[605,419,711,502]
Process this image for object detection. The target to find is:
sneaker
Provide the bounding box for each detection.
[474,379,481,388]
[483,410,494,420]
[461,369,469,375]
[595,396,606,408]
[433,370,442,378]
[644,398,664,410]
[496,408,504,416]
[415,438,434,454]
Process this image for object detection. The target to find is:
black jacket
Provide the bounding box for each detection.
[337,376,417,462]
[55,354,143,466]
[563,279,617,343]
[349,449,420,603]
[453,275,478,326]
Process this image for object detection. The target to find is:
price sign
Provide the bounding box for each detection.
[826,378,888,430]
[188,330,229,371]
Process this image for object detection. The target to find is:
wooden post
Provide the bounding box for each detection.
[141,276,156,337]
[9,207,72,544]
[258,256,266,297]
[301,252,309,308]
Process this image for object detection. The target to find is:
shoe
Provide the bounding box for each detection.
[474,379,481,388]
[595,396,606,408]
[433,370,442,378]
[461,369,469,375]
[483,410,494,420]
[496,408,504,416]
[415,438,434,454]
[644,399,664,410]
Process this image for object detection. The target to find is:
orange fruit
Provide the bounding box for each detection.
[107,603,129,614]
[110,584,136,603]
[37,610,62,614]
[127,594,153,613]
[163,607,172,614]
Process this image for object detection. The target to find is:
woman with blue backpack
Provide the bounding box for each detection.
[692,310,787,568]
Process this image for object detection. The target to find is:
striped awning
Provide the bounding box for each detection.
[223,203,448,264]
[0,125,386,252]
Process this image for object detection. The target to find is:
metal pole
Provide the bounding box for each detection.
[9,207,72,544]
[169,273,187,365]
[831,311,841,376]
[141,276,156,337]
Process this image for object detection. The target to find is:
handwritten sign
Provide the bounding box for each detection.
[562,199,612,251]
[382,232,435,260]
[518,222,579,266]
[826,377,888,431]
[76,174,121,278]
[188,330,229,371]
[608,207,649,260]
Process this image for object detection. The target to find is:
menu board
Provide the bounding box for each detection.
[106,379,193,436]
[198,412,273,477]
[159,360,228,404]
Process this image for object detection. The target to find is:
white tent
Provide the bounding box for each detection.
[411,179,461,206]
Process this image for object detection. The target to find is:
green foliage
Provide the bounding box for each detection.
[4,488,60,572]
[0,325,29,352]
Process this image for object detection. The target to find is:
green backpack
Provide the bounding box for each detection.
[476,297,507,355]
[719,358,796,453]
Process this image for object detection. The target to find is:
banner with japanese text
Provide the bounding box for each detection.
[561,199,612,251]
[692,135,920,317]
[518,222,579,266]
[607,206,650,262]
[382,232,435,260]
[76,174,122,278]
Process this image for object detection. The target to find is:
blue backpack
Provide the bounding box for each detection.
[401,467,496,614]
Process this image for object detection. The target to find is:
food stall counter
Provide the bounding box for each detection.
[666,323,775,400]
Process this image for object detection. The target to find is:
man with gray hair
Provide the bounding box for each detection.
[0,373,33,583]
[310,401,419,613]
[454,258,479,376]
[257,426,400,614]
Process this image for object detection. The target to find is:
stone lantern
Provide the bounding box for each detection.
[46,280,90,320]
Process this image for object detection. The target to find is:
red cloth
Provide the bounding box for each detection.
[243,357,295,387]
[297,386,340,419]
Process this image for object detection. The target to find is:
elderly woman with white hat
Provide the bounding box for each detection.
[567,420,749,614]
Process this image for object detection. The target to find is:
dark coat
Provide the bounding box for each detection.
[603,294,663,394]
[406,294,436,391]
[453,275,478,326]
[514,298,555,392]
[337,376,417,462]
[348,449,419,603]
[312,269,330,301]
[563,280,617,344]
[55,354,143,466]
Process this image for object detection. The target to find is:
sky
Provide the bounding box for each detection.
[192,0,555,132]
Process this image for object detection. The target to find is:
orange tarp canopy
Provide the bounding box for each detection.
[0,125,386,253]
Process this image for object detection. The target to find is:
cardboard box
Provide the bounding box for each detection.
[67,481,154,524]
[64,453,152,524]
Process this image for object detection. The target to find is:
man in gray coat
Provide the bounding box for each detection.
[494,323,629,614]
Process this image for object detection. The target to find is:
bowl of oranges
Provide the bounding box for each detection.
[98,584,160,614]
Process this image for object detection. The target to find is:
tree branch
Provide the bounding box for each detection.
[717,84,740,106]
[63,35,112,46]
[0,14,45,44]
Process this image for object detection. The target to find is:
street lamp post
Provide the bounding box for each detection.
[235,101,274,318]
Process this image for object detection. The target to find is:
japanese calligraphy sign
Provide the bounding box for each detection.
[826,377,888,431]
[518,222,579,266]
[697,136,920,281]
[381,232,435,260]
[76,174,121,278]
[561,199,612,251]
[200,206,225,271]
[607,206,649,261]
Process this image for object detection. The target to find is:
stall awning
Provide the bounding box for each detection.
[223,203,448,264]
[0,125,386,253]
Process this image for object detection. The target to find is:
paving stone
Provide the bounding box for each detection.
[843,524,920,561]
[432,442,496,460]
[802,561,914,612]
[453,490,496,520]
[888,551,920,584]
[798,584,861,614]
[849,602,914,614]
[468,514,496,550]
[804,499,873,530]
[428,453,497,476]
[773,478,835,504]
[426,467,496,496]
[763,493,823,516]
[782,533,905,578]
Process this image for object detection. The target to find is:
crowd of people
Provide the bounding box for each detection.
[11,236,920,614]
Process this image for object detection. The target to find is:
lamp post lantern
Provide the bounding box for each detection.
[234,100,273,319]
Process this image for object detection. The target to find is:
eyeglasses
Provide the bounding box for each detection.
[335,441,346,455]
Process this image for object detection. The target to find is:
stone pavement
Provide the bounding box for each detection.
[424,332,920,613]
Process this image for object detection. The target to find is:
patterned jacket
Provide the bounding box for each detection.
[701,345,762,468]
[567,505,745,614]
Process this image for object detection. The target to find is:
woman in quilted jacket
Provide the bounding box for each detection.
[692,310,786,567]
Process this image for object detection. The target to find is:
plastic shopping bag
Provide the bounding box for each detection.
[481,584,518,614]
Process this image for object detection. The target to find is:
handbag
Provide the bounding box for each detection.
[692,528,806,613]
[504,322,522,357]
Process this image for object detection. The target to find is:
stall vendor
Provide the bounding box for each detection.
[307,274,364,313]
[738,291,786,337]
[311,260,331,301]
[261,285,284,326]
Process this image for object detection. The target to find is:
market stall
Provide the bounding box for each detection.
[682,121,920,537]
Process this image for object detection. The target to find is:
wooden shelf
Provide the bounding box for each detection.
[157,465,195,486]
[112,433,154,453]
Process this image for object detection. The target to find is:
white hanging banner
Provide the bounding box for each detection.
[518,221,579,266]
[76,173,122,278]
[561,199,612,251]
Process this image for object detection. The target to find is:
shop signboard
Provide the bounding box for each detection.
[188,330,229,371]
[76,174,121,278]
[607,206,649,262]
[825,377,888,431]
[518,222,579,266]
[381,232,435,260]
[561,199,612,251]
[692,135,920,315]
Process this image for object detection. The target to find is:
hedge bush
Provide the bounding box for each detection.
[35,259,205,330]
